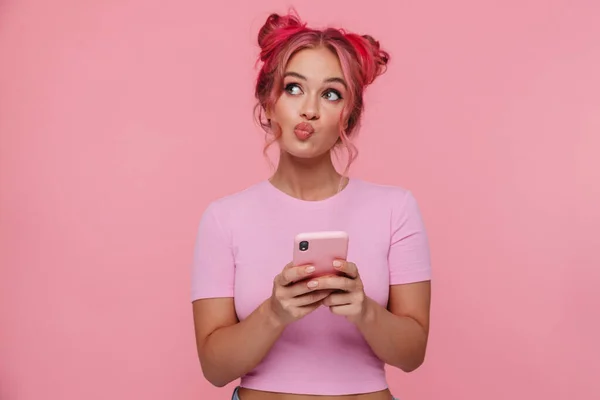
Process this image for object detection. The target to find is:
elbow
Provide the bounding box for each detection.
[396,346,427,373]
[399,357,424,373]
[207,378,229,388]
[202,370,232,388]
[398,328,428,373]
[199,359,234,388]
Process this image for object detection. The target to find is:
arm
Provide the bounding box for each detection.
[191,199,332,387]
[190,202,284,387]
[320,265,431,372]
[354,281,431,372]
[322,190,432,371]
[193,262,333,387]
[192,298,284,387]
[365,189,432,371]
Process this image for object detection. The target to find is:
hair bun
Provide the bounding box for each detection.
[344,33,390,86]
[258,12,305,58]
[362,35,389,71]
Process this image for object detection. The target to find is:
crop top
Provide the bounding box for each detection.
[190,178,431,395]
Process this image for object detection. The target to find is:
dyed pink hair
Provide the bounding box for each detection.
[254,10,390,175]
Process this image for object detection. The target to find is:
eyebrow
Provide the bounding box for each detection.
[284,71,347,89]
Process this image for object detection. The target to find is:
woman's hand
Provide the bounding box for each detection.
[268,262,334,327]
[320,260,371,324]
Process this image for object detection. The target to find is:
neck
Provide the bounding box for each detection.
[269,151,347,201]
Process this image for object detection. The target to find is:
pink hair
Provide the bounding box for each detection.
[253,10,390,176]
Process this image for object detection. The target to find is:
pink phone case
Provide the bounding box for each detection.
[292,231,349,277]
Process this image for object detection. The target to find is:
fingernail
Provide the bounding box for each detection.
[333,260,342,268]
[307,280,318,288]
[306,266,315,273]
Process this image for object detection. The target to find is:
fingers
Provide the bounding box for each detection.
[276,264,316,286]
[312,274,360,292]
[323,292,352,307]
[332,260,358,279]
[323,292,361,307]
[275,261,360,306]
[292,289,334,307]
[285,278,319,297]
[276,261,358,287]
[286,275,341,297]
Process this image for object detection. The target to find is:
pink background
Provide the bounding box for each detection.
[1,0,599,399]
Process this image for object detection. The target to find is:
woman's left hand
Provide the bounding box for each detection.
[318,260,370,324]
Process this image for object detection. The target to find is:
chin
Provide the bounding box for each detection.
[279,134,333,160]
[280,142,326,160]
[283,146,326,160]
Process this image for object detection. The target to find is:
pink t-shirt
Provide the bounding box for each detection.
[190,178,431,395]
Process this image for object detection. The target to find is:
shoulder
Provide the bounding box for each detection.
[210,180,267,208]
[350,178,417,206]
[199,180,269,222]
[349,179,426,226]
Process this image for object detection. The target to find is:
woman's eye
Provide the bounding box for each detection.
[285,84,302,95]
[324,90,341,101]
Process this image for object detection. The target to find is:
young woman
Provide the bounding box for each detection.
[191,11,432,400]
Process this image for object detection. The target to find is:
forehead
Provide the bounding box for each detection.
[285,47,343,79]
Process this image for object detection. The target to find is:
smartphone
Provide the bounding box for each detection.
[292,231,349,277]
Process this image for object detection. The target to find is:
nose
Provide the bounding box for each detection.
[300,95,320,120]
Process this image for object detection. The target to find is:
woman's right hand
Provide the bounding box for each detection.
[268,262,332,327]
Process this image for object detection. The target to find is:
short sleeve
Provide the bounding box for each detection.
[388,191,432,285]
[190,202,235,301]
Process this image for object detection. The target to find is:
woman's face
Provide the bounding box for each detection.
[268,47,348,159]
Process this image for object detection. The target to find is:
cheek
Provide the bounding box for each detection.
[271,96,296,123]
[321,105,343,132]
